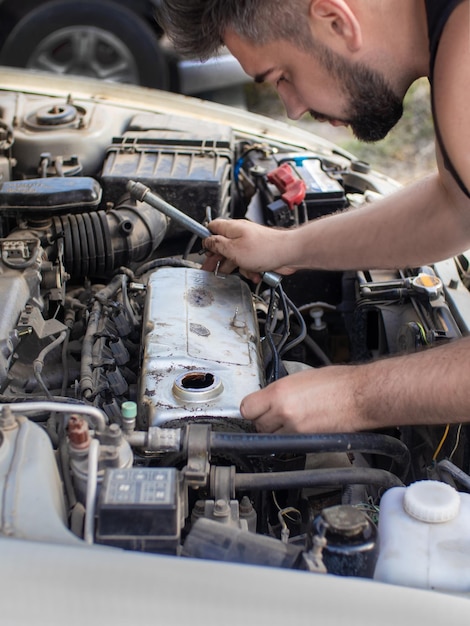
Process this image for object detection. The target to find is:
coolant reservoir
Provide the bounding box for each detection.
[374,480,470,591]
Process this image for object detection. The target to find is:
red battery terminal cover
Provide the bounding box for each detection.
[267,162,307,210]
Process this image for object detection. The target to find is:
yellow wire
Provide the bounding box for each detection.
[416,322,430,345]
[432,424,450,461]
[418,325,448,462]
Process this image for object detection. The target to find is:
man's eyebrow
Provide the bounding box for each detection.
[254,69,275,83]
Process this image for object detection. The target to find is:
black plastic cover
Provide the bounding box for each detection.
[96,467,181,554]
[101,115,233,235]
[183,518,305,569]
[0,177,102,214]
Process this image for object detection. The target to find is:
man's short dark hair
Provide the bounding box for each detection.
[156,0,312,59]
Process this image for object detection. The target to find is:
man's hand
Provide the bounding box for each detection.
[240,366,362,433]
[241,335,470,433]
[202,218,297,282]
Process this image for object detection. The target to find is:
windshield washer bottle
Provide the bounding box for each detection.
[374,480,470,591]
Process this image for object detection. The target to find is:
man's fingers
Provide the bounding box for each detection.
[203,234,231,257]
[242,270,263,284]
[201,253,238,275]
[240,388,285,433]
[240,388,271,420]
[206,218,237,236]
[201,253,222,272]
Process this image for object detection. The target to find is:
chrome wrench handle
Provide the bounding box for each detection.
[127,180,282,288]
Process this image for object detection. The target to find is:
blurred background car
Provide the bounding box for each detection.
[0,0,249,100]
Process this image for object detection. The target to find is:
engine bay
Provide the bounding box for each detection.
[1,84,470,587]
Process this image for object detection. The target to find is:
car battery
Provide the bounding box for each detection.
[249,152,347,226]
[279,154,347,218]
[101,113,233,237]
[96,467,183,554]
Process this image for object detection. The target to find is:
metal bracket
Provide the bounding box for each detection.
[210,465,236,501]
[182,423,211,488]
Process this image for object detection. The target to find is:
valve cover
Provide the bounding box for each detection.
[140,267,264,426]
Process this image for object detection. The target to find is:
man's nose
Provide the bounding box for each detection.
[281,92,308,120]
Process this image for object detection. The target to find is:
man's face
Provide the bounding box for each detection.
[225,29,403,142]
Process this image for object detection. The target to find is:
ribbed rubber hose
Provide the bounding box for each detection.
[52,200,167,277]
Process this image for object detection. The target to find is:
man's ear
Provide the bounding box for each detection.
[309,0,362,52]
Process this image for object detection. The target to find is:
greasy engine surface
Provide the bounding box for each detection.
[0,86,469,580]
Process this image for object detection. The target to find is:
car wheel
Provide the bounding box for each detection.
[0,0,169,89]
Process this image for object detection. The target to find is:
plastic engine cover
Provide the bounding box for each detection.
[140,268,264,426]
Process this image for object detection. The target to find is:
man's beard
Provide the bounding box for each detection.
[314,44,404,142]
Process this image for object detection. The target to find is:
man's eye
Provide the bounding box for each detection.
[276,75,288,86]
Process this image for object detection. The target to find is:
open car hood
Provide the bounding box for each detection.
[0,67,468,625]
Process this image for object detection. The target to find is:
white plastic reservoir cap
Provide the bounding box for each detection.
[403,480,460,523]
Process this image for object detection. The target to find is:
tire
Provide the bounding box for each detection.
[0,0,169,89]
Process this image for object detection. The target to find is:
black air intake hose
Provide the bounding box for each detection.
[52,199,168,277]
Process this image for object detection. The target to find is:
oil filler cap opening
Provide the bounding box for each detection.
[172,371,223,403]
[403,480,460,523]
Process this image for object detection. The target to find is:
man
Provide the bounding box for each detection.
[157,1,470,434]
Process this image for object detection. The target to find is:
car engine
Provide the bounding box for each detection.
[1,84,470,583]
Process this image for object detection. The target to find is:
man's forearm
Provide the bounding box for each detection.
[282,173,470,272]
[352,336,470,430]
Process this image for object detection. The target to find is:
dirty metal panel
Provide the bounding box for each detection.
[140,267,264,426]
